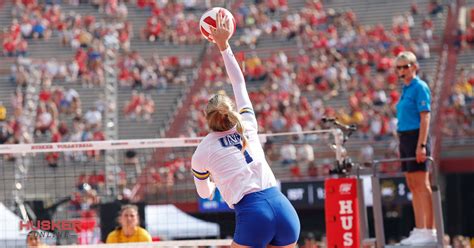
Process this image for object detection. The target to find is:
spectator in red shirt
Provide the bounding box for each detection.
[39,87,52,102]
[307,162,318,177]
[3,37,16,57]
[88,170,100,191]
[45,125,61,168]
[290,163,302,179]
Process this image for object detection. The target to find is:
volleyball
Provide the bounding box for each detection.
[199,7,236,43]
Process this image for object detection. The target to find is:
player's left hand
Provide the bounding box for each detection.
[210,9,231,51]
[416,146,427,163]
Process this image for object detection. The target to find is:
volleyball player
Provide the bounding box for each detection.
[191,11,300,248]
[106,204,152,243]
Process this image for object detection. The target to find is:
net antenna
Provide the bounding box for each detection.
[102,31,120,197]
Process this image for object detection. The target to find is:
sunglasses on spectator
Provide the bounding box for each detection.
[396,63,412,70]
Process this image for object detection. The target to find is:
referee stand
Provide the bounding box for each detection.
[355,157,445,248]
[322,120,445,248]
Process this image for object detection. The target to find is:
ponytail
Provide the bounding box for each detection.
[206,94,248,152]
[227,110,248,152]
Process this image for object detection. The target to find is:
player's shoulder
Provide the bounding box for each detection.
[136,226,150,234]
[136,227,152,240]
[105,229,119,243]
[196,134,214,149]
[108,229,119,237]
[238,107,258,131]
[193,134,213,159]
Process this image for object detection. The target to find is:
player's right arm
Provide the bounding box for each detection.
[191,148,216,199]
[211,9,257,130]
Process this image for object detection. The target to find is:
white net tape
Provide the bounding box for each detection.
[0,129,336,154]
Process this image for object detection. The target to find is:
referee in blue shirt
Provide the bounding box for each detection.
[395,51,436,246]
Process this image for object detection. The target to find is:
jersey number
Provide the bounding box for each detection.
[234,144,253,164]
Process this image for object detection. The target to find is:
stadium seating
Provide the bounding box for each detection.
[176,0,447,166]
[441,48,474,156]
[0,0,206,204]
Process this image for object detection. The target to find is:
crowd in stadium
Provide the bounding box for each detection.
[2,0,196,152]
[181,0,453,178]
[444,66,474,137]
[117,50,188,90]
[139,0,203,44]
[1,0,469,174]
[0,0,470,176]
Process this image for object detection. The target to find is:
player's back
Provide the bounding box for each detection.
[193,126,277,207]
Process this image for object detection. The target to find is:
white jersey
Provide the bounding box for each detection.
[191,47,277,208]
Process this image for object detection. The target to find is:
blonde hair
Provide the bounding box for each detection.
[120,204,138,215]
[205,93,248,151]
[395,51,418,65]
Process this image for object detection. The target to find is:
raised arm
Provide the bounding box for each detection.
[221,47,252,111]
[211,10,253,111]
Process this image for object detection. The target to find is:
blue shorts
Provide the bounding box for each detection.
[233,187,300,247]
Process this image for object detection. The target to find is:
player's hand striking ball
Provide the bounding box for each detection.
[210,9,231,52]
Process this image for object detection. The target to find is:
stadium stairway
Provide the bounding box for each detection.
[115,4,206,139]
[0,0,12,31]
[0,75,20,205]
[0,1,15,74]
[0,76,17,122]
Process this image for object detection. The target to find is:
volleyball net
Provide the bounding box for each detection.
[0,129,343,247]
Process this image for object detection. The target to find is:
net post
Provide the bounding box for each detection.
[371,160,386,248]
[428,157,445,248]
[13,57,41,209]
[103,33,120,197]
[357,177,369,244]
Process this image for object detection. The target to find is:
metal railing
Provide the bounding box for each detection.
[356,157,445,248]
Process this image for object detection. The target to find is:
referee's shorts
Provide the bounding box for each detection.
[233,187,300,248]
[398,129,431,172]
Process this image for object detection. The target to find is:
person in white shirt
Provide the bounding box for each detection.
[84,108,102,129]
[280,143,296,166]
[191,11,300,248]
